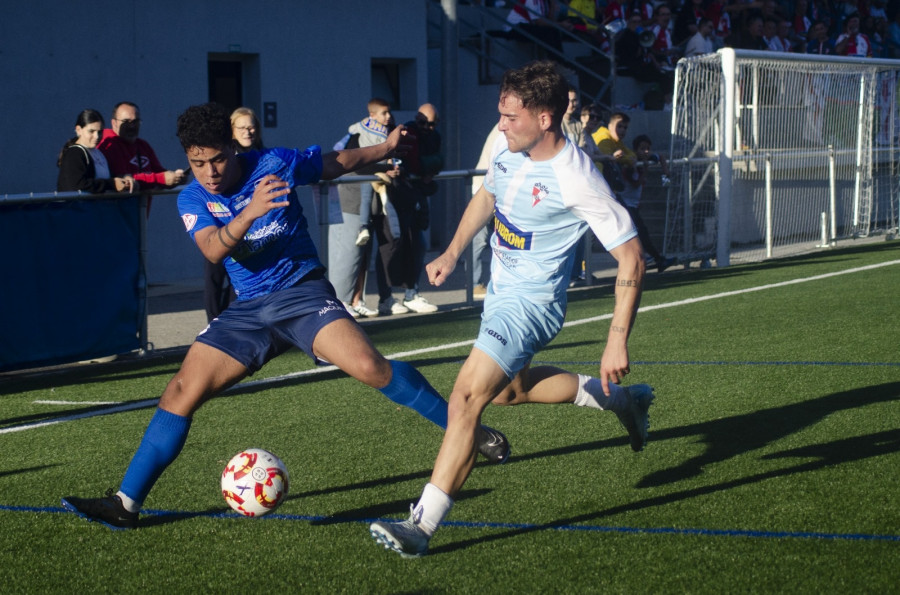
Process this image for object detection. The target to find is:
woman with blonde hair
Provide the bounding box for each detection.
[230,107,264,152]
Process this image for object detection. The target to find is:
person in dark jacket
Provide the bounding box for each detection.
[57,109,136,193]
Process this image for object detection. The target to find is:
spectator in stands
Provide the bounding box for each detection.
[333,132,397,319]
[863,14,888,57]
[869,0,888,23]
[505,0,566,54]
[345,98,394,249]
[578,104,605,162]
[835,12,873,56]
[617,13,675,91]
[887,6,900,58]
[326,146,380,319]
[391,103,444,314]
[776,18,795,51]
[650,4,680,67]
[705,0,733,47]
[593,111,636,197]
[231,107,264,153]
[561,0,611,51]
[615,11,644,71]
[622,134,676,273]
[57,109,136,194]
[763,18,786,50]
[727,14,768,50]
[561,87,583,145]
[632,0,656,28]
[674,0,708,46]
[684,18,716,56]
[602,0,627,27]
[792,0,813,45]
[99,102,186,191]
[806,20,836,54]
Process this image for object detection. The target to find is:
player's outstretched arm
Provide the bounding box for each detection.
[320,125,412,180]
[599,236,645,395]
[426,186,496,287]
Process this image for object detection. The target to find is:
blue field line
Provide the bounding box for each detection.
[6,504,898,543]
[532,360,900,367]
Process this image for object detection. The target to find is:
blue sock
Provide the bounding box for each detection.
[119,408,191,505]
[379,360,448,429]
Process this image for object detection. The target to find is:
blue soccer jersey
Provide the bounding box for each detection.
[483,135,637,304]
[178,146,324,300]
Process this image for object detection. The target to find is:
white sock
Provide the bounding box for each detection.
[573,374,628,413]
[412,483,453,537]
[116,490,141,513]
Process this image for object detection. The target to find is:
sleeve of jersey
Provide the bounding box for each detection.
[562,156,637,251]
[289,145,323,186]
[177,183,218,241]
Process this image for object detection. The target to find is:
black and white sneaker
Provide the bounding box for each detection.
[477,425,510,464]
[61,489,138,530]
[615,384,655,452]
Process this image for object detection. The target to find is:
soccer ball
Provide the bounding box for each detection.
[221,448,290,517]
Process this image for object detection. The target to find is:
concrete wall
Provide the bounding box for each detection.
[1,0,430,283]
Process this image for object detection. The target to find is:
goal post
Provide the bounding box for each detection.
[666,49,900,267]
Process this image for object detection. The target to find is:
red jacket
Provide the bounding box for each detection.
[98,129,170,188]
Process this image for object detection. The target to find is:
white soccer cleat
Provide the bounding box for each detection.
[370,510,430,558]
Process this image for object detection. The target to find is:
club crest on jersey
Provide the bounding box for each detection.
[181,213,197,231]
[494,210,532,250]
[531,182,549,207]
[206,202,230,218]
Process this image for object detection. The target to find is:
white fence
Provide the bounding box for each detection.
[666,49,900,267]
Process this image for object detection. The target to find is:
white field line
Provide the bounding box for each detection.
[3,259,897,436]
[33,400,120,406]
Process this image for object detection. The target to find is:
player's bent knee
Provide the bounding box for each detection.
[349,355,392,388]
[159,375,209,416]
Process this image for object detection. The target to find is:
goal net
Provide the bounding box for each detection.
[665,49,900,267]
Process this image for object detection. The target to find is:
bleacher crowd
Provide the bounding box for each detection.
[503,0,900,60]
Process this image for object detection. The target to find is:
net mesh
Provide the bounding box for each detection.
[666,51,900,266]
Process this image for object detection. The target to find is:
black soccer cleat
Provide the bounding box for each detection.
[477,425,510,464]
[615,384,655,452]
[61,489,138,530]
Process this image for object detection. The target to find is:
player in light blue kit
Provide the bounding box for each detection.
[61,103,508,530]
[370,61,656,558]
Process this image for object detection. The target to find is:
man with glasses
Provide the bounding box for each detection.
[99,101,187,192]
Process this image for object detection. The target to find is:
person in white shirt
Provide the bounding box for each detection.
[684,18,716,57]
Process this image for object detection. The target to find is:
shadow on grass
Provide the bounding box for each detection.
[432,426,900,555]
[422,380,900,555]
[636,381,900,487]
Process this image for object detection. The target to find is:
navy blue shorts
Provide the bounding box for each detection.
[195,273,355,373]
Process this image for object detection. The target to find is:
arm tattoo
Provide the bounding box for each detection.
[616,279,639,287]
[610,325,627,334]
[223,222,241,243]
[217,227,236,249]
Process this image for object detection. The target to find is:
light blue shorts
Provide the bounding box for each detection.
[474,292,566,379]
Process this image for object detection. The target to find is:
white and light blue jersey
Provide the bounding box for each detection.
[484,135,637,304]
[178,146,324,301]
